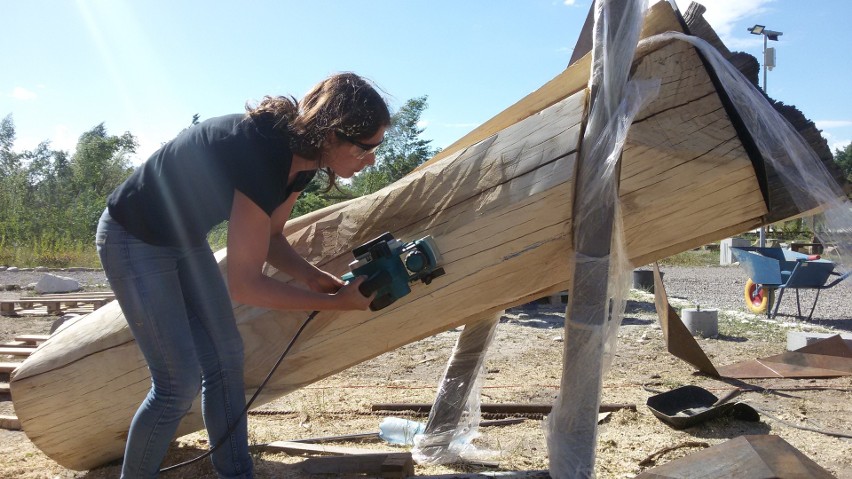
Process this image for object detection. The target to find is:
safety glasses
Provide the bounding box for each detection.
[336,131,383,158]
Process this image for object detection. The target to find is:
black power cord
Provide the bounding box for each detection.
[159,309,320,474]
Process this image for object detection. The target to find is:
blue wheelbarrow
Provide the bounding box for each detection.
[731,246,850,320]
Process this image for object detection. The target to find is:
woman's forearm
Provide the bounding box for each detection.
[266,233,325,283]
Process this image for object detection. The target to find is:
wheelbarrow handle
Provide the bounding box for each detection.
[824,270,851,289]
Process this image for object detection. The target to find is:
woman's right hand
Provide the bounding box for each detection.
[333,276,375,310]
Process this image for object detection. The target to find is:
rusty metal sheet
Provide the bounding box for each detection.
[653,264,719,377]
[636,435,837,478]
[717,335,852,379]
[653,264,851,379]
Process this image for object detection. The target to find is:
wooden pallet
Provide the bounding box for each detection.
[0,362,21,374]
[0,292,114,317]
[0,414,21,430]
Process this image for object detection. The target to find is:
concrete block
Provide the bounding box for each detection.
[681,308,718,338]
[786,331,852,351]
[720,237,751,265]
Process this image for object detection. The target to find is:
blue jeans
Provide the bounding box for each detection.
[96,209,253,479]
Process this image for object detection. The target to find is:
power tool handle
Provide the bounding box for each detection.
[360,270,392,297]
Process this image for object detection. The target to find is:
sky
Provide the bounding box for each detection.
[2,0,851,166]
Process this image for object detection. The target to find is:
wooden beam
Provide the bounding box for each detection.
[0,347,36,357]
[263,441,396,457]
[300,452,414,478]
[553,0,645,474]
[0,362,21,374]
[14,335,49,345]
[418,313,500,460]
[0,415,21,430]
[12,88,587,471]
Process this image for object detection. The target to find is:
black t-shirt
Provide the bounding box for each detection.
[107,113,315,246]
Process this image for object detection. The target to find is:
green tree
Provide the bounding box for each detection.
[351,96,439,196]
[834,142,852,183]
[66,124,137,240]
[1,114,21,179]
[0,115,24,246]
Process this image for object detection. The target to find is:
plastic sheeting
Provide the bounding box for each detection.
[636,32,852,272]
[545,0,654,478]
[412,314,500,464]
[413,3,851,477]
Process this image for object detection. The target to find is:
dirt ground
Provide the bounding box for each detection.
[0,287,850,478]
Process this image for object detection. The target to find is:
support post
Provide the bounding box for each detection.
[547,1,647,477]
[413,311,501,464]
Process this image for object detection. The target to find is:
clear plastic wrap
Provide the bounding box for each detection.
[417,5,852,477]
[636,32,852,272]
[412,314,500,464]
[545,0,654,478]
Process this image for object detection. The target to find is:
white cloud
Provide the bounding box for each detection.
[831,139,851,151]
[564,0,578,5]
[14,124,77,153]
[11,87,37,101]
[663,0,775,49]
[815,120,852,130]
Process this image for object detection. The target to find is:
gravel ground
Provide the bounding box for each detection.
[655,265,852,330]
[0,268,108,299]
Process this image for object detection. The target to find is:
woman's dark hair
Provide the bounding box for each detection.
[246,72,391,190]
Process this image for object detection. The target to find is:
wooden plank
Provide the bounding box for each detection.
[0,347,36,357]
[0,415,21,430]
[620,35,766,264]
[292,432,380,444]
[14,335,50,344]
[420,314,499,458]
[0,297,107,317]
[20,293,114,301]
[300,452,414,477]
[264,440,396,457]
[0,362,21,374]
[555,1,643,472]
[372,403,635,415]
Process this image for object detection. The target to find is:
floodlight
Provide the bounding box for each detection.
[748,25,765,35]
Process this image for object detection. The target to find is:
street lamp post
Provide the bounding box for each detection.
[748,24,782,248]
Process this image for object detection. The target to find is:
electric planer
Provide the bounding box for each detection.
[342,232,445,311]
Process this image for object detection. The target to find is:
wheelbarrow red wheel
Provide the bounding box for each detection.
[744,278,769,314]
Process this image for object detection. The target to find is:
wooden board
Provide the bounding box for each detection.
[0,362,21,374]
[0,292,114,317]
[0,347,36,357]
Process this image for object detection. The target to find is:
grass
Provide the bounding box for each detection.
[657,248,721,268]
[0,244,101,269]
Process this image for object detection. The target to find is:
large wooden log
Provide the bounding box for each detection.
[12,85,587,471]
[10,2,791,471]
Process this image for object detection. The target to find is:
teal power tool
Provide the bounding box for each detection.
[341,232,445,311]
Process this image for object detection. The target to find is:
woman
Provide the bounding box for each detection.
[95,72,391,478]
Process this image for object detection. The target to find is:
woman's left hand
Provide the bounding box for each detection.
[307,269,346,294]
